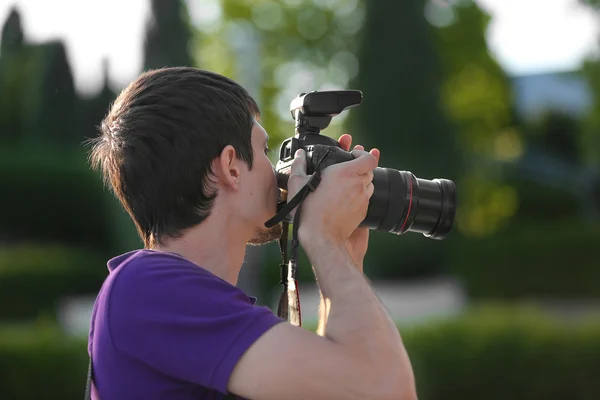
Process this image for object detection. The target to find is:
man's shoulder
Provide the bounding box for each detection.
[103,249,248,306]
[89,250,282,397]
[109,249,203,277]
[94,248,266,350]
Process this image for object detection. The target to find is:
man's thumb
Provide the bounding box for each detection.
[290,149,307,177]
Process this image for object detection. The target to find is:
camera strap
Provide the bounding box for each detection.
[266,164,325,327]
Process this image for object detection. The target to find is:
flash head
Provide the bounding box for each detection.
[290,90,362,118]
[289,90,363,133]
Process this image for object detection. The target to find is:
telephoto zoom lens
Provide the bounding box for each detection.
[361,168,456,240]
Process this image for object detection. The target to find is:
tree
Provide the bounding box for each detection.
[578,0,600,166]
[0,8,79,146]
[0,7,25,143]
[348,0,461,278]
[580,0,600,7]
[79,59,117,143]
[204,0,365,150]
[0,6,23,56]
[528,111,584,165]
[351,0,459,180]
[428,0,519,238]
[19,41,77,144]
[143,0,194,70]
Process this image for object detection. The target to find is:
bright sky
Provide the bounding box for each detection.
[0,0,598,95]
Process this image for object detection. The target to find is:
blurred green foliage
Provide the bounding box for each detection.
[0,244,107,320]
[405,305,600,400]
[580,58,600,166]
[433,1,516,160]
[0,11,78,145]
[0,322,88,399]
[451,218,600,299]
[189,0,600,286]
[524,110,585,166]
[0,8,24,144]
[432,1,521,239]
[352,0,458,179]
[2,307,600,399]
[579,0,600,165]
[198,1,524,281]
[347,0,459,277]
[210,0,363,148]
[581,0,600,8]
[0,5,598,393]
[143,0,195,70]
[0,147,114,249]
[199,0,522,242]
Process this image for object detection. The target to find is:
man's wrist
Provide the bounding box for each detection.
[300,230,353,267]
[300,228,341,254]
[353,258,364,272]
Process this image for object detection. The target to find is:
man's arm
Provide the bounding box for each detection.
[316,288,330,337]
[228,149,416,400]
[305,239,416,391]
[313,254,409,365]
[315,227,368,338]
[315,259,332,337]
[228,243,416,400]
[314,258,362,338]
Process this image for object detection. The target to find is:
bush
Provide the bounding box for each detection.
[450,219,600,298]
[0,323,88,400]
[2,306,600,399]
[0,146,115,251]
[509,175,582,222]
[402,305,600,400]
[0,244,108,320]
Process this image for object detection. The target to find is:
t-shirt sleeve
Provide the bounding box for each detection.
[106,257,284,393]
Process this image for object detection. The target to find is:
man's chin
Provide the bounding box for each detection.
[247,223,283,246]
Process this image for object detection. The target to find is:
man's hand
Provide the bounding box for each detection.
[337,134,379,270]
[286,133,379,268]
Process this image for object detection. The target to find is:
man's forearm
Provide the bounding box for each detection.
[313,260,401,345]
[315,289,330,337]
[305,240,412,377]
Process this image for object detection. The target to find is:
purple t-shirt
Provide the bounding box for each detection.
[88,249,284,399]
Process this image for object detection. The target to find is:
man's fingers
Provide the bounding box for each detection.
[338,134,352,152]
[290,149,308,178]
[370,148,380,163]
[362,170,374,187]
[348,150,378,174]
[366,181,375,198]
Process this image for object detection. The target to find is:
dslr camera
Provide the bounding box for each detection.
[275,90,456,239]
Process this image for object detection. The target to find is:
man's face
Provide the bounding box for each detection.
[242,121,283,245]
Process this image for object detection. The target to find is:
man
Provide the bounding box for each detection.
[87,67,417,400]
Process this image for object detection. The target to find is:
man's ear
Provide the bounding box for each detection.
[213,145,241,191]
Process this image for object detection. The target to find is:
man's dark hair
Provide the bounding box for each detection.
[87,67,260,248]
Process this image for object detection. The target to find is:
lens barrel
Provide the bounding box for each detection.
[361,168,456,240]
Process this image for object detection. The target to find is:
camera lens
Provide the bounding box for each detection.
[361,168,456,240]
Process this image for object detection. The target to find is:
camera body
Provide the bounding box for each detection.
[275,90,456,240]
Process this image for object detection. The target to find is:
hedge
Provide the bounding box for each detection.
[404,305,600,399]
[1,306,600,399]
[0,323,88,400]
[450,219,600,298]
[0,244,108,320]
[0,146,116,251]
